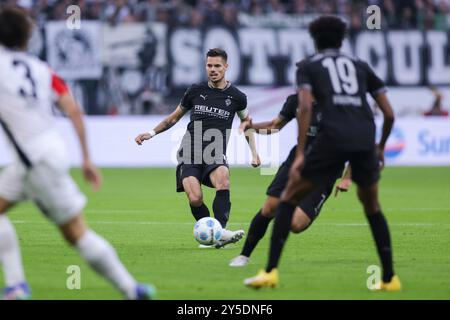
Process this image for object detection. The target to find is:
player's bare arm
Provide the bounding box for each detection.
[373,92,395,169]
[135,105,187,145]
[290,88,313,179]
[57,93,102,192]
[240,116,288,134]
[240,115,261,167]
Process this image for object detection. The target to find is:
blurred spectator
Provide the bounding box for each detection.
[249,0,264,15]
[290,0,308,14]
[400,5,416,28]
[155,4,171,24]
[137,0,165,22]
[434,0,450,30]
[171,0,192,26]
[348,9,363,36]
[265,0,286,14]
[383,0,398,28]
[189,7,204,27]
[418,3,438,30]
[223,1,239,28]
[423,87,449,117]
[105,0,137,25]
[203,0,224,25]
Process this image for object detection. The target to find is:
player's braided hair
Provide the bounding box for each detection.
[309,15,347,51]
[0,6,32,50]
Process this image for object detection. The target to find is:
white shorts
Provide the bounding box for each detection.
[0,158,86,226]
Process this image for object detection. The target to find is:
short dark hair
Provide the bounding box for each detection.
[0,6,32,50]
[206,48,227,62]
[308,15,347,51]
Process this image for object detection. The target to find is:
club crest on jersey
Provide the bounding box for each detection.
[225,98,231,106]
[200,94,207,100]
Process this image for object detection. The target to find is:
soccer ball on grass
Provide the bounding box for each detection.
[193,217,223,245]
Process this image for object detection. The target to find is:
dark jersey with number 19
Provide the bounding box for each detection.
[296,49,387,187]
[296,49,386,151]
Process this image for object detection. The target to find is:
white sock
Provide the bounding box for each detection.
[76,230,137,299]
[0,214,26,287]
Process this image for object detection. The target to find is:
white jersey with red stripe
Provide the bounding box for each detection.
[0,45,69,165]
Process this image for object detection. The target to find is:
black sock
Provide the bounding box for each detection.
[367,211,394,282]
[266,201,296,272]
[189,203,210,221]
[241,210,273,257]
[213,189,231,228]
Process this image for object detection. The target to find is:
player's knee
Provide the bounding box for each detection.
[261,207,276,218]
[291,221,310,233]
[363,202,381,216]
[357,184,380,214]
[188,194,203,207]
[291,211,311,233]
[291,225,302,234]
[214,178,230,190]
[262,198,278,216]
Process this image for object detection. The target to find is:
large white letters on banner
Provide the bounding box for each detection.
[278,29,314,85]
[168,28,450,87]
[388,31,423,85]
[355,31,387,81]
[170,29,202,86]
[239,28,277,84]
[427,31,450,84]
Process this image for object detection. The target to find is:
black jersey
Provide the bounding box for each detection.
[296,49,386,151]
[178,82,247,164]
[278,93,320,148]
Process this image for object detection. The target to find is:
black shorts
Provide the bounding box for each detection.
[266,148,335,221]
[176,163,229,192]
[266,148,296,198]
[301,139,380,188]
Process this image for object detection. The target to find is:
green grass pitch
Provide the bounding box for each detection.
[1,167,449,300]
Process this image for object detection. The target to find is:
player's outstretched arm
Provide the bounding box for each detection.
[57,93,102,192]
[240,116,288,135]
[373,92,395,169]
[135,105,187,145]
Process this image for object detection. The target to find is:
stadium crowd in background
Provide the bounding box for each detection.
[2,0,450,30]
[1,0,448,116]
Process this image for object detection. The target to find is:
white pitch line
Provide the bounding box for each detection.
[87,209,148,214]
[10,207,450,217]
[326,207,450,212]
[9,220,449,227]
[81,207,450,214]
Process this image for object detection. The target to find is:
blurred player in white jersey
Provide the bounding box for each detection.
[0,6,155,300]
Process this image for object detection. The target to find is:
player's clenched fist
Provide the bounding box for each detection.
[135,132,152,145]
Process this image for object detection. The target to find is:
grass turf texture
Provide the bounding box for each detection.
[1,167,449,300]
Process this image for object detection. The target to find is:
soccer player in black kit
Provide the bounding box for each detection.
[244,16,401,291]
[135,48,260,248]
[229,93,352,267]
